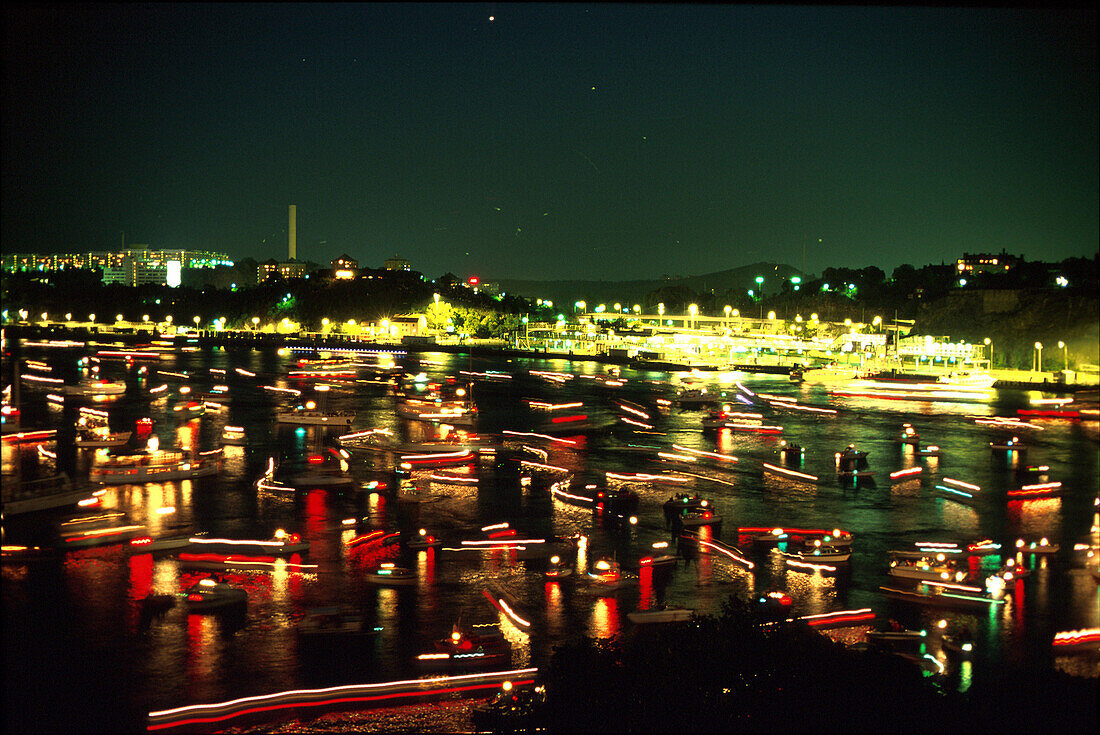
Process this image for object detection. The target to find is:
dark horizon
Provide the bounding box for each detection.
[3,4,1096,281]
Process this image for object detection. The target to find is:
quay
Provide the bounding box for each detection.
[6,324,1096,392]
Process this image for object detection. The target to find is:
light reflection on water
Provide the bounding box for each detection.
[3,347,1098,721]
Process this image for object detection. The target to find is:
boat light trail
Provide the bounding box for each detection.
[762,462,819,483]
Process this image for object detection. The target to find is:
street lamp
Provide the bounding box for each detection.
[89,313,96,323]
[688,303,698,329]
[983,337,992,368]
[193,316,201,329]
[1058,340,1067,371]
[724,305,731,325]
[1034,341,1043,372]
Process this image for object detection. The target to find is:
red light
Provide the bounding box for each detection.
[468,276,479,285]
[550,414,586,424]
[307,455,324,464]
[188,594,203,602]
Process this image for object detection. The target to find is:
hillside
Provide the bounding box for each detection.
[496,262,806,308]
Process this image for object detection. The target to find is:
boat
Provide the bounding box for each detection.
[276,407,355,427]
[915,445,942,457]
[58,513,146,549]
[1014,537,1059,555]
[756,590,794,620]
[63,379,127,397]
[887,555,971,584]
[182,578,247,612]
[220,425,247,446]
[879,580,1006,609]
[89,448,222,484]
[781,541,851,564]
[364,562,416,585]
[545,554,574,579]
[74,427,131,448]
[701,405,782,433]
[182,529,309,556]
[674,386,718,407]
[897,424,920,445]
[405,528,443,550]
[416,621,512,672]
[296,606,379,641]
[830,369,995,403]
[639,541,678,568]
[1052,628,1100,653]
[673,509,722,531]
[628,605,693,624]
[990,436,1025,452]
[835,446,874,477]
[865,625,927,647]
[663,493,712,527]
[396,399,478,427]
[586,557,631,592]
[799,364,861,385]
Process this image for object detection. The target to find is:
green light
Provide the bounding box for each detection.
[790,276,801,284]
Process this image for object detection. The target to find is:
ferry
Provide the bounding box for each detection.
[89,448,222,484]
[830,369,995,403]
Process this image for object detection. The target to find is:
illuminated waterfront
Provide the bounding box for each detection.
[2,344,1098,731]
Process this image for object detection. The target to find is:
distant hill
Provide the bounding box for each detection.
[496,262,806,308]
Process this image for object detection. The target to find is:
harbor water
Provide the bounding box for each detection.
[3,345,1098,732]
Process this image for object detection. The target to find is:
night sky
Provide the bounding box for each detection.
[2,3,1096,281]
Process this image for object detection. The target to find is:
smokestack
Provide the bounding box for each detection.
[288,205,296,260]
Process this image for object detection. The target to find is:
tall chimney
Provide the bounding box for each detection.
[288,205,297,260]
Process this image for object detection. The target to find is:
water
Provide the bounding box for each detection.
[3,345,1098,731]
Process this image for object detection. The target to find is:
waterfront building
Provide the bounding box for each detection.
[384,255,411,271]
[257,258,309,283]
[956,250,1023,276]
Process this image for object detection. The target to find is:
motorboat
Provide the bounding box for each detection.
[780,541,851,564]
[182,529,309,557]
[1014,537,1059,555]
[897,424,920,445]
[879,580,1006,610]
[756,590,793,620]
[835,445,874,477]
[673,509,722,532]
[675,386,718,408]
[545,554,574,579]
[183,578,247,612]
[888,555,971,584]
[364,562,416,585]
[638,541,678,568]
[405,528,443,550]
[89,448,222,484]
[627,605,693,624]
[397,399,478,427]
[276,407,355,427]
[586,557,631,592]
[1052,628,1100,653]
[416,622,511,672]
[296,606,379,641]
[701,406,782,434]
[220,425,247,446]
[74,427,131,448]
[57,512,145,549]
[663,493,712,527]
[63,379,127,397]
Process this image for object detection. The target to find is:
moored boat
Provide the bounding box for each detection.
[276,408,355,427]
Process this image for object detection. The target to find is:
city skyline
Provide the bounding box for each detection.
[2,4,1096,281]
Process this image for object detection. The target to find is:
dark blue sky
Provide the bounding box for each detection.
[3,3,1096,280]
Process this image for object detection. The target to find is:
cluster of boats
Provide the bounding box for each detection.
[5,342,1098,702]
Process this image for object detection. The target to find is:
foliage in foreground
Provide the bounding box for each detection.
[512,596,1097,734]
